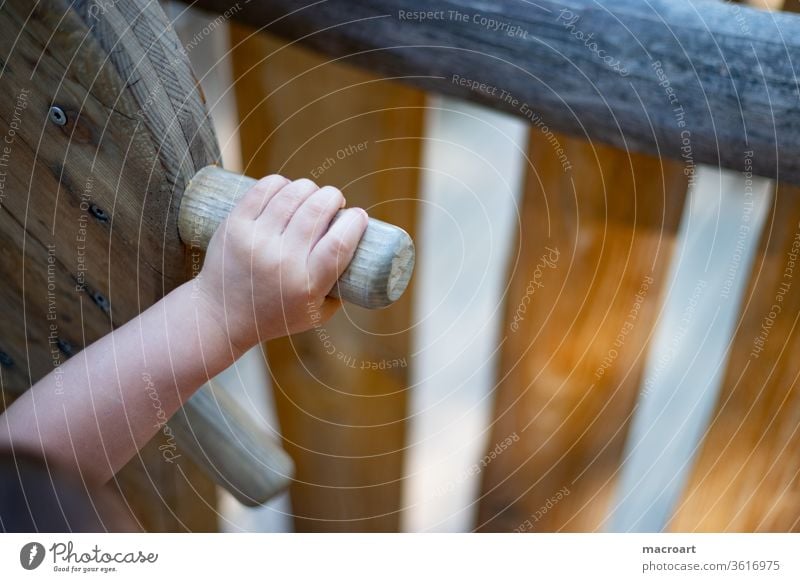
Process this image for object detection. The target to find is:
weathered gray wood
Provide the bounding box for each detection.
[192,0,800,184]
[171,385,294,507]
[179,166,416,309]
[74,0,221,202]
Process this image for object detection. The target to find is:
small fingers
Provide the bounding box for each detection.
[230,174,290,221]
[309,208,368,295]
[285,186,346,252]
[259,178,319,232]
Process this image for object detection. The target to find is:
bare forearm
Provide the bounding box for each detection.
[0,175,366,486]
[0,281,241,484]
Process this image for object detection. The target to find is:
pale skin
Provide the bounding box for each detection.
[0,176,368,485]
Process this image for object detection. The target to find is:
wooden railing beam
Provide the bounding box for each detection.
[193,0,800,184]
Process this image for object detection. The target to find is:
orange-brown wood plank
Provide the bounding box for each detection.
[669,182,800,531]
[230,28,423,531]
[661,0,800,534]
[477,131,688,531]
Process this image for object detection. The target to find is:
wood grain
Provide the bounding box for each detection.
[476,130,688,532]
[194,0,800,184]
[0,0,220,531]
[669,182,800,531]
[230,27,423,531]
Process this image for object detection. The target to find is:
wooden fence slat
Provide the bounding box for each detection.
[476,131,688,532]
[230,28,423,531]
[668,0,800,532]
[669,183,800,531]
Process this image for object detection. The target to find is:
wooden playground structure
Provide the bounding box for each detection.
[2,0,800,531]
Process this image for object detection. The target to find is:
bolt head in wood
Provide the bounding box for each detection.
[48,106,67,126]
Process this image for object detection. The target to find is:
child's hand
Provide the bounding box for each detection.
[195,176,368,353]
[2,176,367,484]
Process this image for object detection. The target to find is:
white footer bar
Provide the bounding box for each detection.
[2,533,798,580]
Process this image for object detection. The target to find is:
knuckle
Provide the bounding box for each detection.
[273,179,318,215]
[239,189,266,211]
[223,218,260,245]
[277,204,297,226]
[254,174,289,192]
[305,195,331,217]
[320,186,344,207]
[291,178,318,192]
[265,173,290,184]
[323,236,346,260]
[319,185,343,199]
[228,225,255,251]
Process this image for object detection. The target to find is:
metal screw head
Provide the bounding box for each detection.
[48,106,67,126]
[0,350,13,368]
[90,290,111,314]
[56,338,74,358]
[89,203,110,223]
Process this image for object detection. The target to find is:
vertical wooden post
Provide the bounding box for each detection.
[477,131,688,531]
[668,182,800,531]
[669,0,800,532]
[230,28,424,531]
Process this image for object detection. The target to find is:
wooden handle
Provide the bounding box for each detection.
[171,385,294,507]
[178,166,415,309]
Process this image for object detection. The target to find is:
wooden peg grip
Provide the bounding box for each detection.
[178,166,415,309]
[172,385,294,507]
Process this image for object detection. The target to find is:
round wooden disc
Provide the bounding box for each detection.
[0,0,219,394]
[0,0,223,530]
